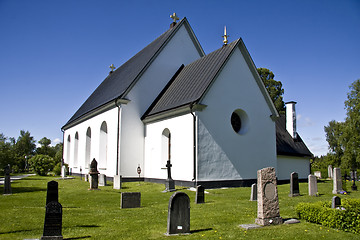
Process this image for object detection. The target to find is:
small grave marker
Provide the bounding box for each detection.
[99,174,106,186]
[328,165,333,179]
[250,183,257,201]
[195,185,205,204]
[289,172,300,197]
[332,196,341,209]
[167,192,190,235]
[3,165,11,195]
[314,171,322,179]
[121,192,141,208]
[308,174,318,196]
[113,175,122,189]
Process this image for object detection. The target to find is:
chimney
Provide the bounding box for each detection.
[286,101,297,139]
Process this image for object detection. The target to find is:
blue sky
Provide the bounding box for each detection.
[0,0,359,156]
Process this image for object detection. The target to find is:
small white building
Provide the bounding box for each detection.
[62,16,312,188]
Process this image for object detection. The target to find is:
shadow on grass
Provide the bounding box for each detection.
[73,225,100,228]
[190,228,213,234]
[64,236,91,240]
[0,229,36,235]
[11,186,46,194]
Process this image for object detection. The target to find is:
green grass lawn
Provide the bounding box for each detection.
[0,176,359,240]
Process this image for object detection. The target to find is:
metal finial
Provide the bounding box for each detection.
[170,13,179,23]
[223,26,229,45]
[109,64,116,72]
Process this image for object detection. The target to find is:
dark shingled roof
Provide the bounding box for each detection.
[63,18,188,128]
[143,39,240,118]
[276,115,313,157]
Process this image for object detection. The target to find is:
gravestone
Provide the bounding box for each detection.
[314,171,322,179]
[113,175,122,189]
[99,174,106,186]
[165,160,175,192]
[255,167,282,226]
[332,168,343,194]
[308,174,318,196]
[120,192,141,208]
[289,172,300,197]
[89,159,100,190]
[250,183,257,201]
[3,165,12,195]
[46,181,58,205]
[61,166,66,178]
[41,201,63,240]
[195,185,205,204]
[84,174,89,182]
[328,165,333,179]
[167,192,190,235]
[332,196,341,209]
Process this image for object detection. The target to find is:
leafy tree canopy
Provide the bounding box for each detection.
[257,68,285,114]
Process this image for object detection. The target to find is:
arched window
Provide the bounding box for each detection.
[161,128,171,167]
[85,127,91,169]
[66,135,71,164]
[74,132,79,167]
[99,121,108,169]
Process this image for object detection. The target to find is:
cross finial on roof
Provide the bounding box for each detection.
[170,13,179,23]
[109,64,116,73]
[223,26,229,45]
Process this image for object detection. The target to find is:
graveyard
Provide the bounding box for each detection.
[1,173,360,240]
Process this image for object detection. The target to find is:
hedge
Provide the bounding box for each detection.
[295,199,360,233]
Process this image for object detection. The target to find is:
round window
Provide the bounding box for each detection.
[230,109,249,134]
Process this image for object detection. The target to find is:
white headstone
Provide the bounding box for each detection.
[328,165,333,179]
[113,175,122,189]
[314,171,321,179]
[61,166,66,178]
[308,175,318,196]
[250,183,257,201]
[332,168,343,194]
[99,174,106,186]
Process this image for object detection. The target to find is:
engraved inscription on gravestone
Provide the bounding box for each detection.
[264,182,276,200]
[41,201,63,240]
[121,192,141,209]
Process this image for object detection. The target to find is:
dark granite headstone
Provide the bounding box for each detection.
[332,196,341,209]
[167,192,190,235]
[89,158,99,190]
[121,192,141,208]
[195,185,205,204]
[3,165,11,195]
[46,181,58,205]
[41,201,63,240]
[289,172,300,197]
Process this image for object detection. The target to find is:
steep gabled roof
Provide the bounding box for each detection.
[276,115,313,157]
[63,18,203,129]
[143,39,278,120]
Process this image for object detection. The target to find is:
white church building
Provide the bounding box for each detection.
[62,16,312,188]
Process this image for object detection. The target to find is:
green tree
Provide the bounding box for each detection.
[257,68,286,114]
[36,137,56,157]
[341,79,360,170]
[0,133,16,171]
[14,130,36,171]
[324,120,344,167]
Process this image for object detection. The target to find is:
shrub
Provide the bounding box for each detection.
[295,199,360,233]
[29,154,55,176]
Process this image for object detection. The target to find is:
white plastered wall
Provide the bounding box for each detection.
[277,155,310,180]
[63,107,119,176]
[197,47,277,181]
[119,24,202,178]
[144,114,194,181]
